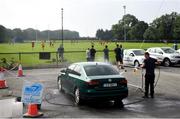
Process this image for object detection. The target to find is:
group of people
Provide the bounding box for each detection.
[86,44,124,69]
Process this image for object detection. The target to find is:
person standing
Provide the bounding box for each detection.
[120,44,124,69]
[114,44,122,69]
[86,48,90,62]
[90,45,96,61]
[141,52,159,98]
[41,40,45,50]
[103,45,109,62]
[57,45,64,62]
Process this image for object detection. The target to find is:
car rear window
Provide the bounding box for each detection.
[84,65,119,76]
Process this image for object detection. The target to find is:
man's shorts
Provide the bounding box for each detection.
[116,56,122,62]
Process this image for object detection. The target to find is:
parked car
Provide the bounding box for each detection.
[57,62,128,107]
[177,49,180,53]
[146,47,180,67]
[123,49,145,67]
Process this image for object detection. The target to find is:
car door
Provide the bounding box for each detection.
[67,65,82,94]
[154,48,164,61]
[128,52,135,65]
[63,64,76,93]
[123,50,128,64]
[123,50,131,65]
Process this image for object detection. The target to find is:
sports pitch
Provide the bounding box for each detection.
[0,40,176,67]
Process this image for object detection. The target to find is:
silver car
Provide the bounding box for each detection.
[146,47,180,67]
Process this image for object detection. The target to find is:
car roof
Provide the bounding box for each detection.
[148,47,172,49]
[125,49,145,51]
[72,62,111,67]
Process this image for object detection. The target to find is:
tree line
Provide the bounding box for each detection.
[0,27,80,43]
[96,12,180,42]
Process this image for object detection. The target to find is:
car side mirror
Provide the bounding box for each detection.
[61,69,66,73]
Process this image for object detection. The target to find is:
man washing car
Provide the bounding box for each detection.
[141,52,160,98]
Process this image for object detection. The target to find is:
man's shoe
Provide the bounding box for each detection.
[151,95,154,98]
[142,96,149,98]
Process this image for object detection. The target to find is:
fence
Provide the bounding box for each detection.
[0,50,116,68]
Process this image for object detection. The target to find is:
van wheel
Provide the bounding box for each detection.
[134,61,140,67]
[163,58,171,67]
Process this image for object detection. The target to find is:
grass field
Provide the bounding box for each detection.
[0,40,177,67]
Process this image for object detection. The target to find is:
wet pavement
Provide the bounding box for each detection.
[1,66,180,118]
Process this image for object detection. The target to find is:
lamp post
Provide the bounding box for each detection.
[123,5,126,42]
[61,8,64,47]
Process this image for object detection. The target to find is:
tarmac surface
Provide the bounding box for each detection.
[1,65,180,118]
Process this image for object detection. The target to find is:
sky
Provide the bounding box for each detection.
[0,0,180,37]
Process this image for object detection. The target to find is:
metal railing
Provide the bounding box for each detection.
[0,50,115,68]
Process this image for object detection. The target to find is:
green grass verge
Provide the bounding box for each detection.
[0,40,177,67]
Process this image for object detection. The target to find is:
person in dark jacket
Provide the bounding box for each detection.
[141,52,159,98]
[103,45,109,62]
[114,44,122,69]
[90,45,96,61]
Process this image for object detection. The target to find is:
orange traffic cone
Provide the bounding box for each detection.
[0,67,8,89]
[18,64,24,77]
[23,104,43,118]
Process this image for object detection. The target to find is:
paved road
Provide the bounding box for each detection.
[3,66,180,118]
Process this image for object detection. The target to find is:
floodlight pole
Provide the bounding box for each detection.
[35,30,37,42]
[61,8,64,47]
[123,5,126,42]
[48,25,50,41]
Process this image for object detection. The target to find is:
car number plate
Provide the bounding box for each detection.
[103,83,117,87]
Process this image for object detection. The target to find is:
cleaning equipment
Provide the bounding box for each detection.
[0,67,8,89]
[17,64,24,77]
[23,104,43,118]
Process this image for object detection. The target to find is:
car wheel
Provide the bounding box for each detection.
[74,88,83,105]
[163,58,171,67]
[134,61,140,67]
[58,78,63,92]
[114,99,124,108]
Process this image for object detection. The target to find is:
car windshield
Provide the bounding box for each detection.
[133,50,145,56]
[84,65,119,76]
[161,48,175,54]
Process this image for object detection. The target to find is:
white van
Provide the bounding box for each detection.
[123,49,145,67]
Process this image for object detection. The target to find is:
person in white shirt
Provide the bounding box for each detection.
[86,48,90,61]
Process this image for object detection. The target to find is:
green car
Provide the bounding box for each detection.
[57,62,128,107]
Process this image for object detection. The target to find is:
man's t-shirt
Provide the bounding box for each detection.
[144,57,157,75]
[90,48,96,57]
[103,48,109,58]
[114,48,122,58]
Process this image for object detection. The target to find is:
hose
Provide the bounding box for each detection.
[44,93,76,107]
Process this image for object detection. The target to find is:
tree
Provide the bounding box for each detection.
[96,29,113,40]
[173,16,180,40]
[0,25,6,43]
[111,14,138,40]
[12,28,24,42]
[150,12,178,41]
[128,21,148,40]
[143,26,160,40]
[112,23,124,40]
[122,14,138,28]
